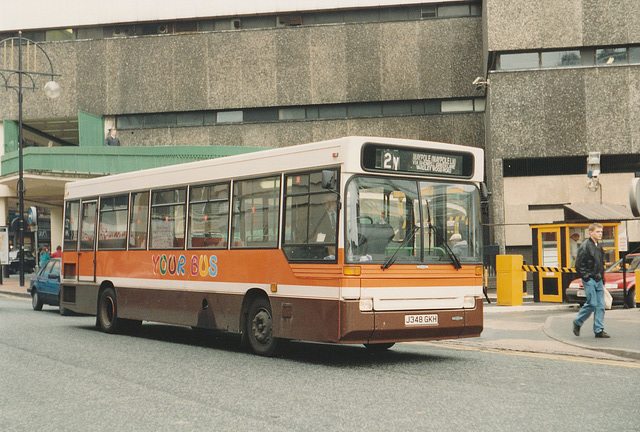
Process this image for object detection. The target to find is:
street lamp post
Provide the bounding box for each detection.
[1,31,60,286]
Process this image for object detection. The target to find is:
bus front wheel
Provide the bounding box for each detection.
[245,297,279,356]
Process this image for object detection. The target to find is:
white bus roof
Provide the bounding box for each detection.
[64,136,484,199]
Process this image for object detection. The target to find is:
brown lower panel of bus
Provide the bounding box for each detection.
[339,298,483,344]
[61,283,482,345]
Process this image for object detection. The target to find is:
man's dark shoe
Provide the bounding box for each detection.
[595,331,610,338]
[572,321,581,336]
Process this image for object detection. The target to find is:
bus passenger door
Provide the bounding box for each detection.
[78,200,97,282]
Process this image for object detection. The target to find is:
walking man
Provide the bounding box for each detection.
[573,222,610,338]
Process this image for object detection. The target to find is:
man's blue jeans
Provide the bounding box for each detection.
[574,278,605,334]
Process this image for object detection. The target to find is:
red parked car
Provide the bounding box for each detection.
[566,253,638,308]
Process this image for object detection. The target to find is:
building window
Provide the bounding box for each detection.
[441,99,474,113]
[421,6,437,18]
[596,47,627,65]
[348,103,382,118]
[144,113,176,128]
[177,112,204,127]
[382,101,412,116]
[117,115,143,129]
[116,98,486,130]
[499,52,539,70]
[279,107,306,121]
[46,29,74,41]
[244,108,278,123]
[421,3,480,19]
[438,5,471,18]
[497,45,640,71]
[217,111,243,123]
[474,98,485,112]
[318,105,347,120]
[541,50,581,68]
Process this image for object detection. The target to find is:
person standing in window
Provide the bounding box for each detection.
[105,128,120,146]
[569,232,581,266]
[573,223,610,338]
[312,195,338,244]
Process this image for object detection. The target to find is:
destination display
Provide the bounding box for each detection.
[361,143,473,177]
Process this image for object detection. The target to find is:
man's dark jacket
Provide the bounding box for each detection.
[574,238,605,281]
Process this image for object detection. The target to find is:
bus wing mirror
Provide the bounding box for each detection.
[322,170,337,190]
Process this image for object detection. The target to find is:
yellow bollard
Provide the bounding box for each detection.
[634,270,640,308]
[496,255,524,306]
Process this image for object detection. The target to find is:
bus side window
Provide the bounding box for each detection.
[188,182,229,249]
[282,170,338,261]
[129,191,149,249]
[79,201,97,251]
[232,176,280,249]
[98,194,128,250]
[64,200,80,251]
[150,188,186,249]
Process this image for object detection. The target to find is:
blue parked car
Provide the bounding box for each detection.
[29,258,66,314]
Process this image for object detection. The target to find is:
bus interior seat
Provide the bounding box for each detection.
[358,223,395,255]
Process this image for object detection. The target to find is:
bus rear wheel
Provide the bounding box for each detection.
[245,297,279,356]
[97,287,123,334]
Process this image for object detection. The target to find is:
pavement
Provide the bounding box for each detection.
[2,276,638,361]
[484,292,640,361]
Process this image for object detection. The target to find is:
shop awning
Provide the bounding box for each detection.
[563,203,636,222]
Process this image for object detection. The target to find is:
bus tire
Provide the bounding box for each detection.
[245,297,279,356]
[97,287,123,334]
[364,342,395,351]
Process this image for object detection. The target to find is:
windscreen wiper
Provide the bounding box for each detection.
[381,225,419,270]
[427,222,461,270]
[424,197,461,270]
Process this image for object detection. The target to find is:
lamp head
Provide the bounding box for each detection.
[44,80,61,99]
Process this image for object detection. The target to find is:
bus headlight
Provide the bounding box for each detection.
[604,283,618,290]
[463,296,476,308]
[359,298,373,311]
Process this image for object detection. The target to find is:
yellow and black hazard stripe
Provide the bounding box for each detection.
[522,265,577,273]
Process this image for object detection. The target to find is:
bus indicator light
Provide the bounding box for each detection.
[343,266,361,276]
